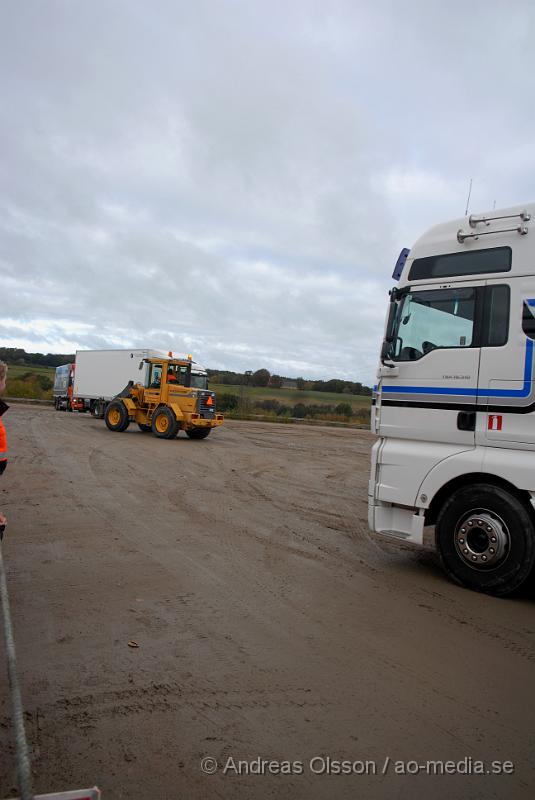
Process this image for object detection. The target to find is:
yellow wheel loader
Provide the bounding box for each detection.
[104,356,223,440]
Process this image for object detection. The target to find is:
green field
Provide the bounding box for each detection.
[6,364,56,380]
[5,364,56,400]
[210,383,371,411]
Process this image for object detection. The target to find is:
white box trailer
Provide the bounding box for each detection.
[73,349,207,416]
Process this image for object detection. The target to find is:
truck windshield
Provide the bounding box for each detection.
[190,374,208,389]
[389,287,476,361]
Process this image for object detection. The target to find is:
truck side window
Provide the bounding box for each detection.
[391,287,475,361]
[484,285,509,346]
[522,300,535,340]
[408,246,511,281]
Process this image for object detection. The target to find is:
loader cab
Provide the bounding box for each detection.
[144,359,192,394]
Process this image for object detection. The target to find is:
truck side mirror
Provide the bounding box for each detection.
[381,340,392,361]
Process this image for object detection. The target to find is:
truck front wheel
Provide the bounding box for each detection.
[186,428,211,439]
[151,407,178,439]
[436,483,535,596]
[105,401,130,432]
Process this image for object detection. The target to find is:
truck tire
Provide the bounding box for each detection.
[91,400,107,419]
[138,423,151,432]
[436,483,535,596]
[186,428,211,439]
[151,407,178,439]
[105,401,130,432]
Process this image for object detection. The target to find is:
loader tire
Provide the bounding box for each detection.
[105,401,130,432]
[151,407,178,439]
[186,427,211,439]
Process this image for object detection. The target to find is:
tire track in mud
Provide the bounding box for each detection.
[416,592,535,665]
[24,684,323,726]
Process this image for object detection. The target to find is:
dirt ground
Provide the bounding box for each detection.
[0,404,534,799]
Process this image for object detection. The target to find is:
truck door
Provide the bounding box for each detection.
[477,279,535,448]
[378,282,484,446]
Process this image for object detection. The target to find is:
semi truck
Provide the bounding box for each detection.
[369,202,535,595]
[52,362,85,411]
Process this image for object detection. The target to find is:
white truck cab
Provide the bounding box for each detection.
[190,362,209,390]
[369,203,535,595]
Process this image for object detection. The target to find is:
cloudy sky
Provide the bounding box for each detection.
[1,1,534,383]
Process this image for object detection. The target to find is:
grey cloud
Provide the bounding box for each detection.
[1,1,535,382]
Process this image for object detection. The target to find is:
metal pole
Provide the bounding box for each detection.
[464,178,473,217]
[0,532,35,800]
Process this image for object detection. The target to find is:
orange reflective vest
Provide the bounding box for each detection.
[0,400,8,473]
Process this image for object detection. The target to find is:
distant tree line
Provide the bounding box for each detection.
[207,368,372,396]
[0,348,75,368]
[302,378,372,396]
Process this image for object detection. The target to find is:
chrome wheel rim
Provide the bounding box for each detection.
[454,508,510,570]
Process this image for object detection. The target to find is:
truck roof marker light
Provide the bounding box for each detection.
[187,354,192,360]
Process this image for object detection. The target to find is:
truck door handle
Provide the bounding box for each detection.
[457,411,476,431]
[377,364,399,377]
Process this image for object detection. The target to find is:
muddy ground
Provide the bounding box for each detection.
[0,404,534,799]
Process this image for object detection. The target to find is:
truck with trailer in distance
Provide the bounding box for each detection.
[67,349,208,417]
[370,202,535,595]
